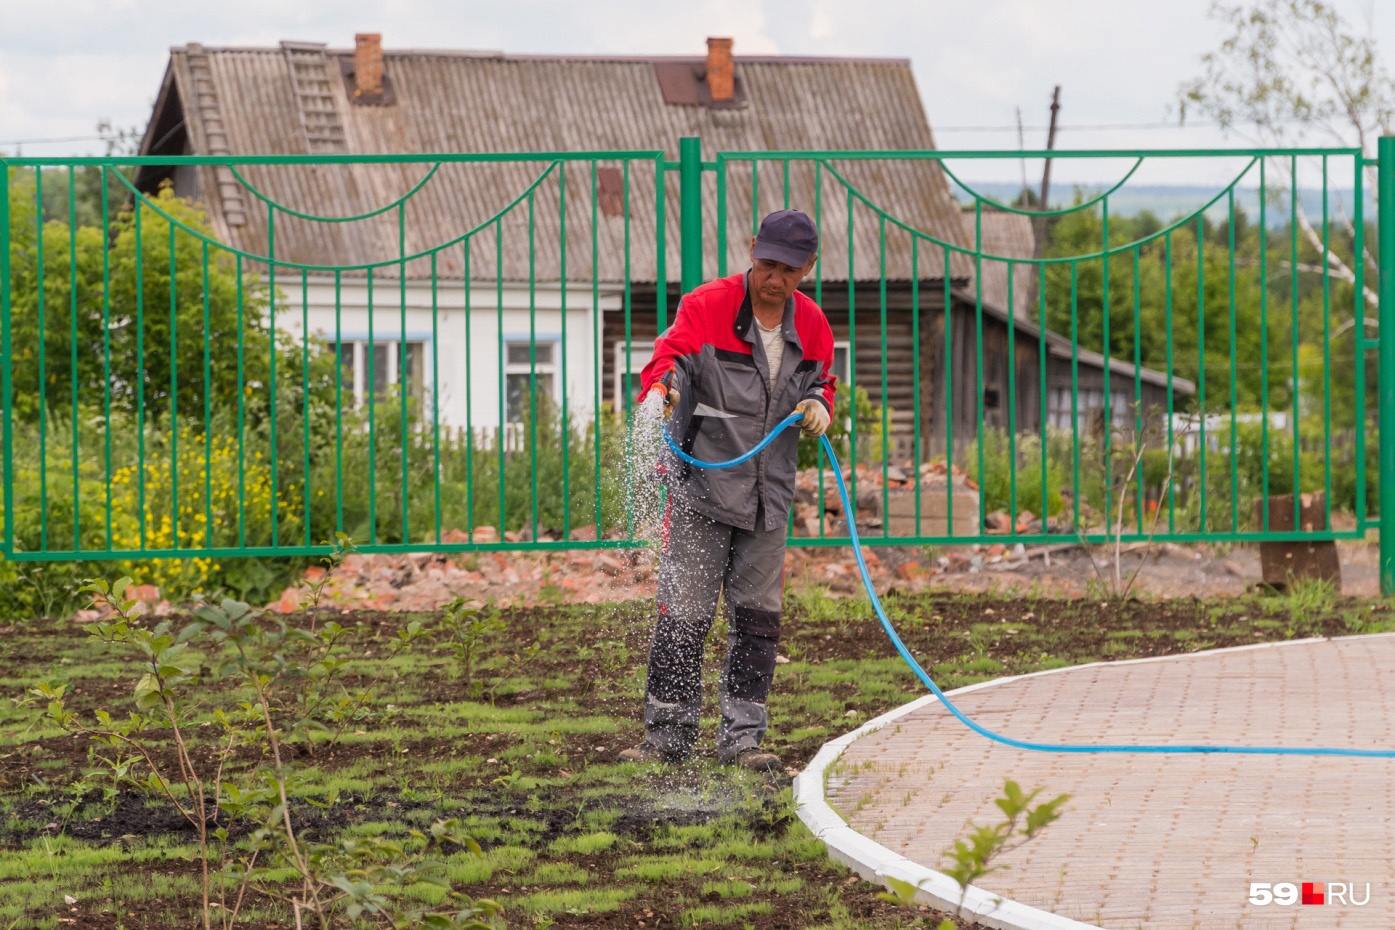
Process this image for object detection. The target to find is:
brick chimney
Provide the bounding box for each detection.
[705,37,734,102]
[354,33,383,98]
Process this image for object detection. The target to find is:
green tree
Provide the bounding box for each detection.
[1178,0,1390,315]
[5,175,335,427]
[1041,202,1279,409]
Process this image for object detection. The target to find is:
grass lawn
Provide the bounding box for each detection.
[2,578,1390,929]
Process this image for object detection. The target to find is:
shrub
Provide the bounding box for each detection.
[962,427,1065,518]
[1169,414,1360,532]
[105,418,290,595]
[4,178,303,425]
[0,408,295,609]
[305,390,632,544]
[798,383,889,470]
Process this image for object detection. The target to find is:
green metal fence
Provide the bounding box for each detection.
[714,147,1376,551]
[0,143,1389,587]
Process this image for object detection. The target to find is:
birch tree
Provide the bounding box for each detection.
[1178,0,1394,313]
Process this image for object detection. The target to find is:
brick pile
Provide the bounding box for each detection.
[266,534,945,613]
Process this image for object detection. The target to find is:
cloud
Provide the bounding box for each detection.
[1,51,159,148]
[1,0,1391,167]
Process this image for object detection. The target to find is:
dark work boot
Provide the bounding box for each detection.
[640,694,700,760]
[716,695,770,762]
[616,741,687,764]
[728,747,783,771]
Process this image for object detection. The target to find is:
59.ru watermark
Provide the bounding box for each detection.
[1248,882,1371,906]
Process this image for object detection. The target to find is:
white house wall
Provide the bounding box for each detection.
[272,276,624,432]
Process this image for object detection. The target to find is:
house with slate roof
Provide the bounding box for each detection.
[134,35,1189,458]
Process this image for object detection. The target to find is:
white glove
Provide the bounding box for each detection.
[646,383,679,419]
[794,398,831,438]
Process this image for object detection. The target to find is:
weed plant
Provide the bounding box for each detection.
[26,577,495,930]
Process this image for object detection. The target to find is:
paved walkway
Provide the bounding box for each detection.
[819,634,1395,930]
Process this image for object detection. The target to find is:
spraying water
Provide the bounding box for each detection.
[614,393,670,549]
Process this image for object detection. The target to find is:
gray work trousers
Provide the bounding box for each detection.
[641,500,786,761]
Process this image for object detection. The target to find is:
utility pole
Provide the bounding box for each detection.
[1016,106,1027,200]
[1028,86,1061,319]
[1033,85,1062,263]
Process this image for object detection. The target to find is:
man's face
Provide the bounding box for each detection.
[748,240,817,307]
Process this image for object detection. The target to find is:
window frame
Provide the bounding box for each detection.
[330,337,429,407]
[614,340,656,410]
[504,338,560,425]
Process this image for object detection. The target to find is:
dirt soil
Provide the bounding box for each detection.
[88,532,1377,623]
[7,585,1380,929]
[275,536,1379,613]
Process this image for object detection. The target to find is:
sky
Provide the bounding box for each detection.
[1,0,1391,188]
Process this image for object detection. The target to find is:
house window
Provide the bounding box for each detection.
[1048,387,1114,435]
[506,341,558,424]
[832,342,851,384]
[614,341,655,409]
[332,339,426,405]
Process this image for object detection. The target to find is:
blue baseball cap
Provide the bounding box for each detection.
[752,209,819,268]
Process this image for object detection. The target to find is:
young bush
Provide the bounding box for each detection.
[0,408,300,609]
[31,578,493,930]
[4,178,316,427]
[1170,415,1354,532]
[961,427,1066,519]
[308,390,631,544]
[108,419,290,595]
[797,383,889,470]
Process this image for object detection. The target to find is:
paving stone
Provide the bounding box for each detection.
[825,636,1395,929]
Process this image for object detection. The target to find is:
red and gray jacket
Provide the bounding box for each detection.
[639,272,837,532]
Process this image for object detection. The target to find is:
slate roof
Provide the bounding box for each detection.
[136,42,976,283]
[966,207,1038,319]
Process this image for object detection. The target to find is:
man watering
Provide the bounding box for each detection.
[620,209,836,771]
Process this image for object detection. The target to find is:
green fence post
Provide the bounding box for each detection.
[679,137,703,299]
[1381,137,1395,594]
[0,162,10,558]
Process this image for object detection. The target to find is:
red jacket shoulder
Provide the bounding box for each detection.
[684,273,745,308]
[792,291,832,346]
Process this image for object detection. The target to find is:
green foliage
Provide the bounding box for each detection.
[253,818,502,930]
[547,832,619,856]
[1042,205,1289,411]
[436,598,544,703]
[309,390,629,546]
[16,589,1395,929]
[957,400,1376,539]
[0,408,296,611]
[5,177,337,426]
[1277,574,1337,622]
[938,780,1069,918]
[33,577,225,928]
[29,575,478,930]
[4,167,633,577]
[1039,187,1369,521]
[961,428,1064,518]
[1178,0,1394,160]
[799,383,890,470]
[301,533,358,610]
[0,557,88,621]
[876,875,922,908]
[1169,413,1369,531]
[0,172,348,610]
[438,599,505,692]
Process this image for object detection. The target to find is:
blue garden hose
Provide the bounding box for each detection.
[663,412,1395,757]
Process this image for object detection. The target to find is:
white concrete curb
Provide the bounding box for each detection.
[792,633,1387,930]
